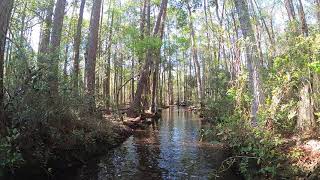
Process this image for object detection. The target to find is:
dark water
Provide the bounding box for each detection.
[67,107,240,180]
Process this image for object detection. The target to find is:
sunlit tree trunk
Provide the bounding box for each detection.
[85,0,102,111]
[143,0,151,109]
[234,0,264,125]
[295,0,315,133]
[0,0,14,133]
[151,14,166,112]
[187,3,203,105]
[285,0,297,22]
[73,0,86,96]
[297,80,315,132]
[49,0,67,96]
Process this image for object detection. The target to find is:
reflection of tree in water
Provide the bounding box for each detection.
[133,120,165,179]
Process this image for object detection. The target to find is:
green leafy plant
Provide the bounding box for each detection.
[0,128,24,171]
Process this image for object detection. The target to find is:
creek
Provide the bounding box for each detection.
[62,107,240,180]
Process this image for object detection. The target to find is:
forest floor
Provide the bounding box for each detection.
[280,135,320,178]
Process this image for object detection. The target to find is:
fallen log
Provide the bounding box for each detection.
[123,116,142,129]
[123,108,162,129]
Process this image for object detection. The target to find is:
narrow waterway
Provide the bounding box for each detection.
[69,107,240,180]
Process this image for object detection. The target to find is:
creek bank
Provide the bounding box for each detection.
[200,113,320,179]
[6,108,166,179]
[3,114,133,179]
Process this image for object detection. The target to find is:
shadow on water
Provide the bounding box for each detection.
[11,107,241,180]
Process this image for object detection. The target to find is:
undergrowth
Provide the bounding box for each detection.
[203,34,320,179]
[0,70,130,177]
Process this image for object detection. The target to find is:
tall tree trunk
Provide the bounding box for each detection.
[127,0,168,117]
[131,56,135,101]
[63,44,69,80]
[119,52,124,106]
[316,0,320,26]
[188,53,192,101]
[285,0,297,22]
[252,0,275,47]
[113,51,118,105]
[138,0,147,64]
[297,0,308,36]
[234,0,264,125]
[151,51,160,112]
[73,0,86,96]
[285,0,298,33]
[297,80,315,132]
[166,24,173,106]
[0,0,14,133]
[203,0,212,98]
[85,0,102,111]
[49,0,67,96]
[96,1,104,98]
[63,3,77,83]
[38,0,54,67]
[295,0,315,133]
[187,3,203,105]
[160,68,164,106]
[183,53,187,102]
[314,0,320,112]
[177,57,180,104]
[142,0,151,109]
[104,9,114,111]
[168,57,174,105]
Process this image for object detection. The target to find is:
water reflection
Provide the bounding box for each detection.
[78,107,239,180]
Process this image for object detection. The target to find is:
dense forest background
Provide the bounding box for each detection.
[1,0,320,179]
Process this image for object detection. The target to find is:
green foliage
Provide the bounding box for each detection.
[263,34,320,132]
[122,24,162,58]
[0,129,24,171]
[309,61,320,73]
[203,34,320,178]
[204,117,285,179]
